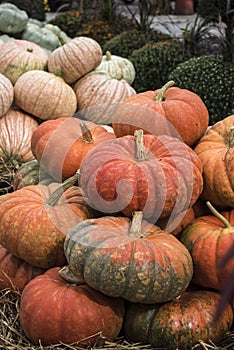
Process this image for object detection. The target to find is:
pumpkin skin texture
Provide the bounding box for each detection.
[63,212,194,304]
[124,290,233,350]
[0,108,38,163]
[48,36,103,84]
[79,131,203,220]
[14,70,77,120]
[111,81,209,147]
[179,208,234,290]
[194,115,234,208]
[0,183,94,268]
[0,39,48,85]
[0,73,14,118]
[73,72,136,124]
[31,117,116,181]
[0,3,28,34]
[19,266,125,347]
[0,244,45,292]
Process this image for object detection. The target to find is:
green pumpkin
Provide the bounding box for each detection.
[44,24,71,45]
[0,3,28,34]
[22,23,61,51]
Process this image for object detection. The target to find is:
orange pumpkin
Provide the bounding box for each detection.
[31,117,116,181]
[14,70,77,120]
[0,39,48,84]
[112,80,209,147]
[194,115,234,208]
[0,73,14,118]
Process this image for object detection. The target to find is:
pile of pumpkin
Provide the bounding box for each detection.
[0,14,234,349]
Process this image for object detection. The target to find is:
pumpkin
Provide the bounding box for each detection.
[61,211,193,304]
[111,80,209,147]
[180,202,234,291]
[0,244,45,292]
[22,23,61,51]
[0,39,48,85]
[194,115,234,208]
[94,51,136,85]
[14,70,77,120]
[0,3,28,34]
[47,36,103,84]
[73,71,136,124]
[13,159,57,191]
[124,290,233,350]
[0,183,94,268]
[78,129,203,220]
[44,23,71,45]
[0,73,14,118]
[19,266,125,346]
[31,117,116,182]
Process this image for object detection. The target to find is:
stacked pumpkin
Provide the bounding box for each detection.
[0,20,233,348]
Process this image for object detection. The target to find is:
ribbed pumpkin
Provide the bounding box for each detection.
[94,51,136,85]
[78,130,203,220]
[13,159,56,191]
[0,3,28,34]
[73,71,136,124]
[0,183,94,268]
[20,266,125,346]
[0,73,14,118]
[194,115,234,208]
[0,39,48,85]
[14,70,77,120]
[31,117,116,181]
[180,202,234,291]
[124,290,233,350]
[48,36,102,84]
[61,211,193,304]
[0,244,45,292]
[111,80,209,147]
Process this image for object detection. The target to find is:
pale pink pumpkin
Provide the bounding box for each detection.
[0,73,14,118]
[0,39,48,85]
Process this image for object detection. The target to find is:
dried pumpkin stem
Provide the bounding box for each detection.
[228,126,234,148]
[206,201,231,228]
[134,129,146,161]
[105,51,112,60]
[129,211,143,237]
[80,121,93,143]
[155,80,175,102]
[46,171,79,207]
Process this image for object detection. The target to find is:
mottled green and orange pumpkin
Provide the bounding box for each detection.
[20,266,125,346]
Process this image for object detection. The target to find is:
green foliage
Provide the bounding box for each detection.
[168,55,234,125]
[129,40,189,93]
[102,29,173,58]
[197,0,234,22]
[0,0,45,21]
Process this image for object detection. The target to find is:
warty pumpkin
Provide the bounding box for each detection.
[0,39,48,85]
[0,73,14,118]
[0,244,45,292]
[31,117,116,181]
[78,129,203,220]
[194,114,234,208]
[124,290,233,350]
[20,266,125,346]
[61,211,193,304]
[180,202,234,291]
[0,183,94,268]
[48,36,103,84]
[111,80,209,147]
[14,70,77,120]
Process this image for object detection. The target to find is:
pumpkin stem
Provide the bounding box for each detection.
[46,172,79,207]
[206,201,232,228]
[80,121,93,143]
[155,80,175,102]
[228,126,234,148]
[27,48,33,53]
[129,211,143,237]
[105,51,112,61]
[59,266,85,285]
[134,129,146,161]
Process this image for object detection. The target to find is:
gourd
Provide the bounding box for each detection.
[19,266,125,346]
[0,73,14,118]
[61,211,193,304]
[0,39,48,85]
[22,23,61,51]
[112,80,209,147]
[0,3,28,34]
[94,51,136,85]
[13,70,77,120]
